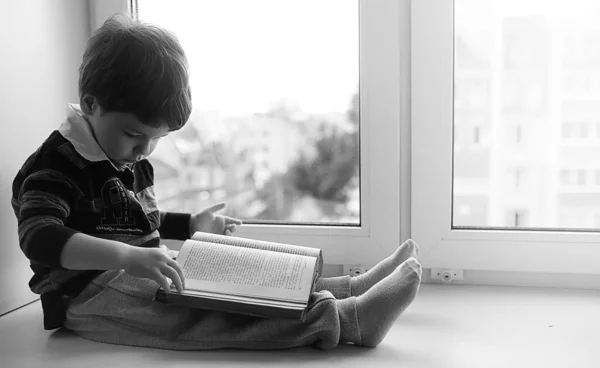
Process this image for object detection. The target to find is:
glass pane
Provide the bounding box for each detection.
[137,0,360,225]
[453,0,600,229]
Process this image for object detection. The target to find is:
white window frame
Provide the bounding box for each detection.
[90,0,408,266]
[412,0,600,275]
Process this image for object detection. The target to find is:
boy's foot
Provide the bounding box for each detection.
[355,257,421,347]
[351,239,419,296]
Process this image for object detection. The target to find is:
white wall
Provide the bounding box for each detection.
[0,0,89,315]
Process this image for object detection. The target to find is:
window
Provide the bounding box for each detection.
[577,169,587,185]
[579,122,589,139]
[413,0,600,275]
[512,168,522,189]
[562,122,572,139]
[562,121,595,142]
[515,124,522,144]
[507,210,528,227]
[594,213,600,228]
[137,0,360,225]
[451,0,600,228]
[560,168,594,188]
[91,0,405,265]
[560,169,571,186]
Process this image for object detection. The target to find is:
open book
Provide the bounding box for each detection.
[155,232,323,320]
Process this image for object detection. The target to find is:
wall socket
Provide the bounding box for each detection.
[343,265,370,276]
[431,268,464,282]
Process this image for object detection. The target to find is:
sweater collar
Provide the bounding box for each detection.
[58,104,128,171]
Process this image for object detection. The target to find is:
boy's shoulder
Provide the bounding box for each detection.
[16,130,88,179]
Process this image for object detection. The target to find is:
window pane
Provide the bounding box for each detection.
[137,0,360,225]
[453,0,600,229]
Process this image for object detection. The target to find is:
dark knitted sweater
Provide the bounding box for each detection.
[11,104,190,329]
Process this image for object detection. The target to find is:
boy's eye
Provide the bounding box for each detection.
[124,131,140,138]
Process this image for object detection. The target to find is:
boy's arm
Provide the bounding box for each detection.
[158,211,191,240]
[16,169,129,270]
[15,169,79,269]
[60,233,132,270]
[60,233,184,292]
[15,169,184,291]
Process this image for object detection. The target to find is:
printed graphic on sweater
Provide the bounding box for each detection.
[96,178,144,232]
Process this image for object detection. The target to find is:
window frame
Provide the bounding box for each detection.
[90,0,408,266]
[411,0,600,275]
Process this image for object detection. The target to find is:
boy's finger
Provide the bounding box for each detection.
[162,265,183,292]
[225,216,243,225]
[154,270,172,294]
[203,202,226,213]
[167,249,179,260]
[168,258,186,289]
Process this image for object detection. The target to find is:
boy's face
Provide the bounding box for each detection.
[85,100,170,165]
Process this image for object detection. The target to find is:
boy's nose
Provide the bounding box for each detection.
[136,141,152,156]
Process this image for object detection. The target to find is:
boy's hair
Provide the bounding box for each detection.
[79,14,192,130]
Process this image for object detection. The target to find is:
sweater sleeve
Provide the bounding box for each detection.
[14,169,79,269]
[158,211,191,240]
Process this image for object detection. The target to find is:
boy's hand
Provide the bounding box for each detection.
[121,245,185,293]
[165,246,179,260]
[190,202,243,236]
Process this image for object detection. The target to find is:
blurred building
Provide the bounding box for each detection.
[454,5,600,229]
[149,110,310,218]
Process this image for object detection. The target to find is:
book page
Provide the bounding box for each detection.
[191,232,321,259]
[177,240,316,302]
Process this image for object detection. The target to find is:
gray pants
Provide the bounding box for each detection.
[64,270,362,350]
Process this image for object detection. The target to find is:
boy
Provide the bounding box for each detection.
[12,14,422,350]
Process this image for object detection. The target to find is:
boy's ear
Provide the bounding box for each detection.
[80,95,96,115]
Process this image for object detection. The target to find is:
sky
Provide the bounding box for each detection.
[139,0,359,116]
